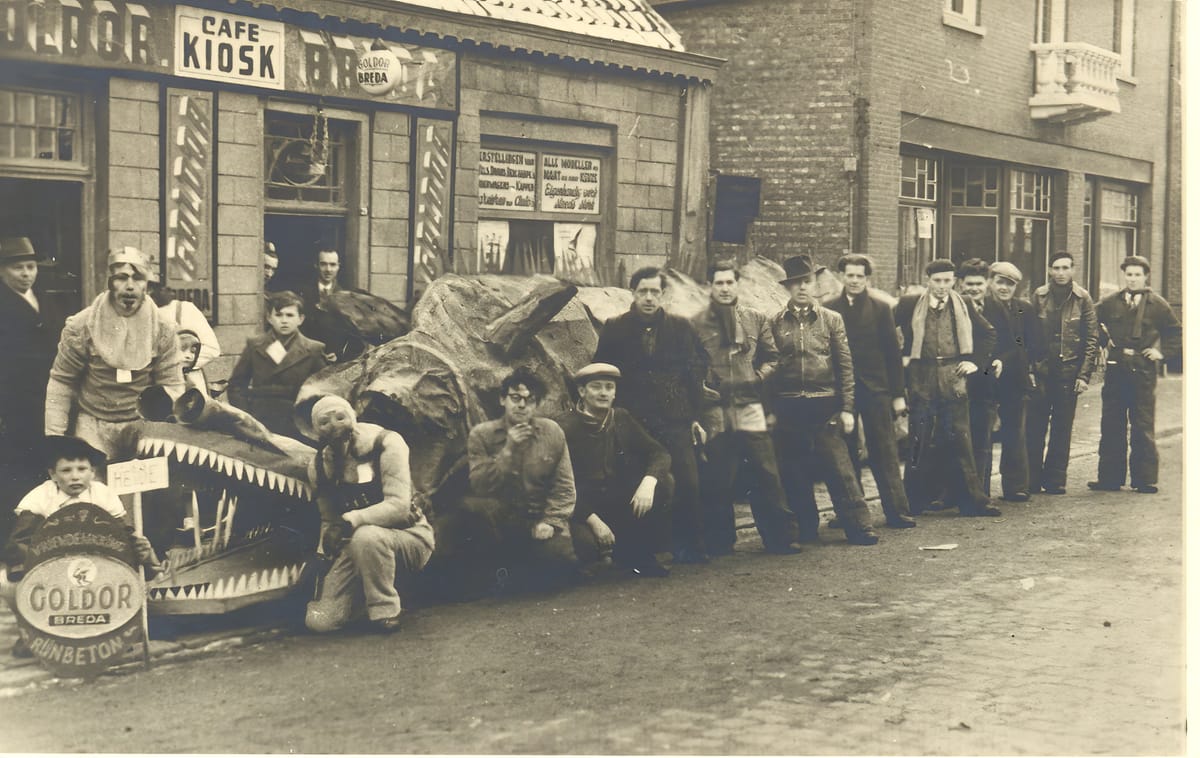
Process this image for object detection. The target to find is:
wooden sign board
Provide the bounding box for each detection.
[108,457,170,496]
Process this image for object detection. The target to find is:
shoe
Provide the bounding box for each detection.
[1001,491,1032,502]
[827,518,844,530]
[1087,481,1121,492]
[673,548,710,564]
[886,515,917,529]
[926,499,953,512]
[372,614,403,633]
[845,528,879,546]
[1134,484,1159,494]
[630,559,670,578]
[764,541,803,555]
[1042,486,1066,495]
[961,505,1003,517]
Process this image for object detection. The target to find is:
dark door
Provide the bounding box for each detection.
[0,177,83,317]
[263,214,347,293]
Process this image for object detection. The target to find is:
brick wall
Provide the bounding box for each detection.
[369,112,411,303]
[660,0,857,269]
[456,52,685,283]
[105,79,160,287]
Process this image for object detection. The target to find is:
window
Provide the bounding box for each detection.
[1035,0,1065,43]
[1114,0,1135,78]
[950,165,1000,209]
[0,88,80,164]
[900,155,938,201]
[898,153,938,290]
[1011,169,1052,213]
[264,111,350,207]
[944,0,984,34]
[1081,181,1093,289]
[1094,183,1140,298]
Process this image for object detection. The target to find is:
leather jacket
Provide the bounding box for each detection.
[768,304,854,412]
[692,303,777,407]
[1030,281,1098,383]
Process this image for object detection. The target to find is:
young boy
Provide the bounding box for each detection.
[227,290,328,440]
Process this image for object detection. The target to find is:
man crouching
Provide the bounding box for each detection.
[305,396,435,633]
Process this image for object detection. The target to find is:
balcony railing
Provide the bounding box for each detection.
[1029,42,1122,124]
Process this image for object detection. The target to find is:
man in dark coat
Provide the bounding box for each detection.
[0,237,65,541]
[894,259,1000,517]
[1088,256,1181,494]
[594,266,711,563]
[827,254,915,529]
[559,363,673,577]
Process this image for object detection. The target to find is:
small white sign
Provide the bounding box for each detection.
[175,7,285,89]
[540,154,601,214]
[108,458,170,496]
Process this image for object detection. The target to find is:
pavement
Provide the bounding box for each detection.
[0,374,1184,704]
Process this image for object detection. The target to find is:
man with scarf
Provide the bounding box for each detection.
[594,267,712,564]
[44,247,185,459]
[1088,256,1180,494]
[1025,251,1098,495]
[893,258,1000,517]
[691,260,802,555]
[305,395,434,633]
[559,363,673,577]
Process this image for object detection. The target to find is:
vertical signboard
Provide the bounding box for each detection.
[411,118,453,300]
[164,88,214,317]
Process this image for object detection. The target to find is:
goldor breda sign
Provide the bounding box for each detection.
[13,504,142,679]
[174,6,284,89]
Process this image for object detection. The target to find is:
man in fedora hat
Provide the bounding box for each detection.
[769,254,879,546]
[0,236,64,542]
[894,259,999,517]
[45,247,185,459]
[559,363,673,577]
[1088,255,1180,494]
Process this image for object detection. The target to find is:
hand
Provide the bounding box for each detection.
[531,521,554,541]
[323,351,338,364]
[891,397,908,416]
[990,359,1003,378]
[702,383,722,403]
[133,535,160,569]
[1074,379,1089,394]
[1027,373,1038,389]
[630,479,656,518]
[506,422,535,448]
[340,511,361,530]
[1142,347,1164,362]
[902,356,911,368]
[590,519,615,549]
[839,411,855,435]
[955,361,978,377]
[691,421,707,447]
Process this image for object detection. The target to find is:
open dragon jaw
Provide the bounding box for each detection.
[133,389,321,615]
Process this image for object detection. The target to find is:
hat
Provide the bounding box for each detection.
[311,395,357,428]
[0,237,37,264]
[41,435,106,469]
[925,259,956,276]
[779,255,818,284]
[988,261,1023,283]
[265,242,277,256]
[107,246,151,278]
[573,363,622,385]
[1120,255,1151,274]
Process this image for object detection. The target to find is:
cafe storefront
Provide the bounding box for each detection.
[0,0,719,370]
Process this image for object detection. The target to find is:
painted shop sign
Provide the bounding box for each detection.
[12,503,142,679]
[164,88,214,318]
[478,150,537,211]
[540,154,600,214]
[0,2,457,108]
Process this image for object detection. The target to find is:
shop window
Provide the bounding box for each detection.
[265,110,349,207]
[900,155,938,202]
[0,88,80,164]
[475,144,604,283]
[1011,169,1052,213]
[898,152,938,290]
[1095,183,1139,298]
[949,165,1000,209]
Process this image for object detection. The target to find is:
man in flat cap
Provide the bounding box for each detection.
[1089,256,1180,494]
[559,363,673,577]
[45,247,185,459]
[1026,251,1098,495]
[0,237,64,542]
[769,254,879,545]
[894,258,999,517]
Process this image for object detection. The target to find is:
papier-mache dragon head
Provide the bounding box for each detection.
[133,389,320,615]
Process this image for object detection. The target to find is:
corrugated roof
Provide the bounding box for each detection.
[408,0,685,51]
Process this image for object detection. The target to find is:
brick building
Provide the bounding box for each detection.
[656,0,1181,307]
[0,0,718,372]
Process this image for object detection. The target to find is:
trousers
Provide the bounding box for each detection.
[700,429,798,552]
[1096,361,1159,487]
[571,475,673,566]
[852,392,912,522]
[1025,365,1080,490]
[906,389,990,513]
[643,421,704,555]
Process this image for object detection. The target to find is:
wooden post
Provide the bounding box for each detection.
[132,492,152,668]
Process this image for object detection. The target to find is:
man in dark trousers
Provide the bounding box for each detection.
[1026,251,1098,495]
[894,259,1000,517]
[1088,256,1181,494]
[769,254,878,546]
[0,237,64,543]
[559,363,673,577]
[827,253,916,529]
[692,260,803,555]
[594,266,711,564]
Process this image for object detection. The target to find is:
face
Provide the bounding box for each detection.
[990,276,1017,302]
[1049,257,1074,286]
[786,275,816,307]
[710,270,739,305]
[317,251,340,285]
[108,263,148,315]
[1123,264,1148,291]
[313,406,355,444]
[633,275,664,316]
[841,264,868,296]
[579,379,616,414]
[177,332,201,367]
[1,260,37,293]
[959,275,987,302]
[264,254,279,285]
[268,305,304,337]
[927,271,956,298]
[501,383,539,425]
[50,458,94,497]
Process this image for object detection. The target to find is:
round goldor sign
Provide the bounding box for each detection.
[357,49,401,95]
[16,554,141,640]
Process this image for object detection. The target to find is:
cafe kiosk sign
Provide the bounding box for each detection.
[174,7,285,89]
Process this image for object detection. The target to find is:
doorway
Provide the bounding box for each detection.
[263,214,347,294]
[949,215,998,268]
[0,177,84,316]
[1008,216,1049,298]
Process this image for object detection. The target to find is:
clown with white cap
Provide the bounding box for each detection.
[44,247,185,458]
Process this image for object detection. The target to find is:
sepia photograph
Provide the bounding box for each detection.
[0,0,1186,754]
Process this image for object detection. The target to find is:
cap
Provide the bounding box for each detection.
[988,261,1023,283]
[107,246,151,278]
[925,259,956,276]
[573,362,622,384]
[0,237,37,263]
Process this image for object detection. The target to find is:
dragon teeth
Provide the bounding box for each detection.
[233,460,246,480]
[161,439,176,457]
[255,467,266,487]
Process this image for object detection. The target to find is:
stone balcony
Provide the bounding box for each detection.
[1029,42,1122,124]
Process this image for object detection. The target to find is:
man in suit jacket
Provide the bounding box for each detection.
[227,290,328,440]
[827,254,915,529]
[894,259,999,517]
